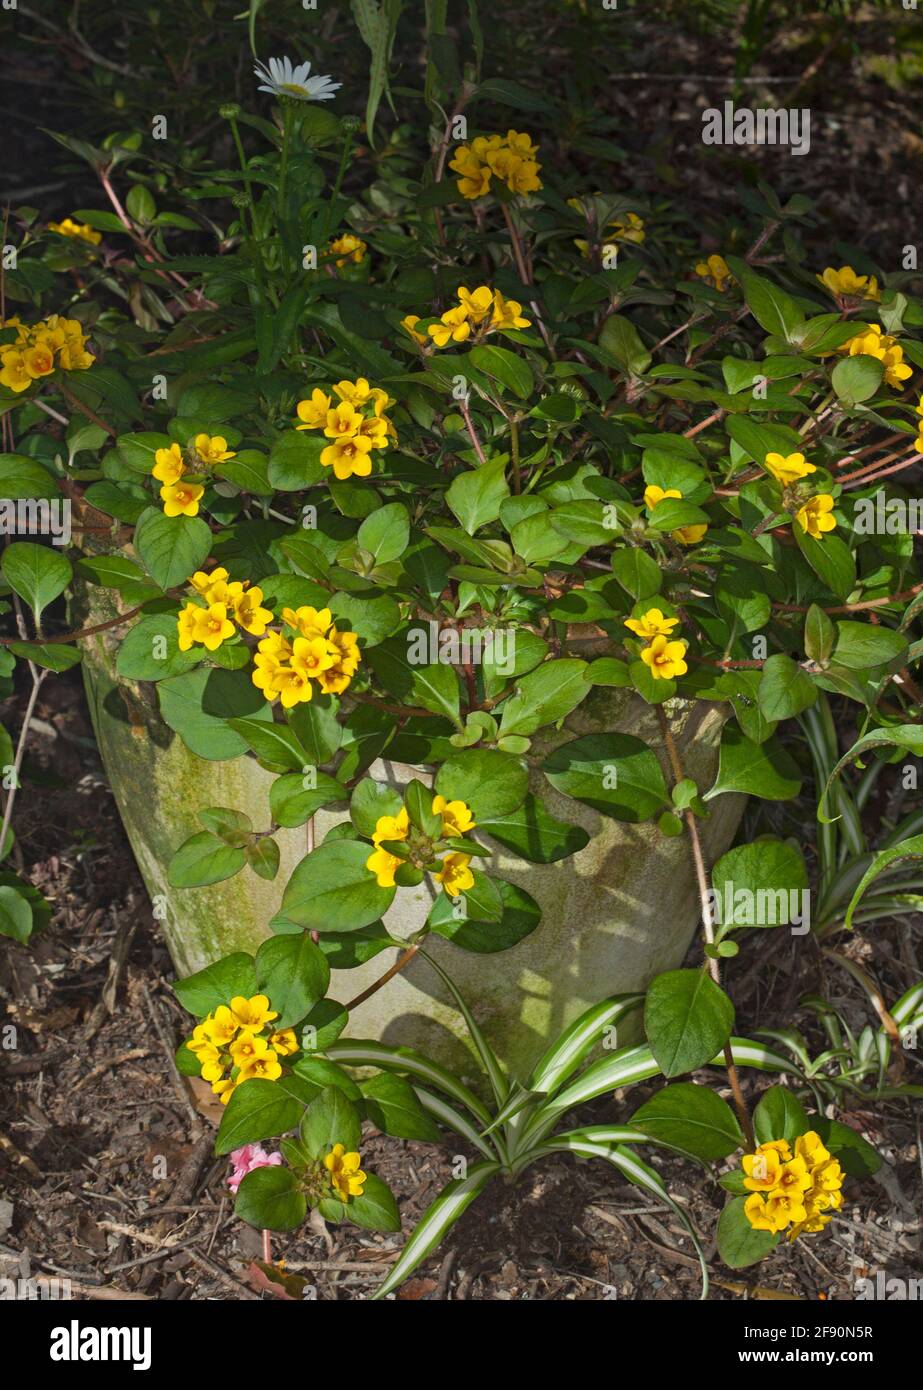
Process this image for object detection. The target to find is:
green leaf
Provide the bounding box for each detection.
[757,653,817,720]
[367,630,462,726]
[245,834,279,877]
[116,612,202,681]
[7,642,81,672]
[818,725,923,822]
[356,502,410,564]
[300,998,349,1051]
[598,314,652,376]
[360,1073,442,1141]
[0,455,60,500]
[497,658,589,737]
[843,834,923,929]
[793,527,856,602]
[476,794,590,862]
[631,1082,743,1159]
[215,1074,319,1154]
[1,542,71,622]
[300,1084,362,1158]
[710,838,808,931]
[831,354,884,406]
[287,699,344,763]
[235,1165,306,1232]
[227,716,307,771]
[255,932,330,1029]
[158,667,273,761]
[610,549,662,600]
[268,771,345,828]
[804,603,836,666]
[434,748,528,819]
[267,431,326,490]
[727,259,803,340]
[705,726,801,801]
[644,969,735,1077]
[716,1195,779,1269]
[173,952,257,1016]
[134,507,212,589]
[815,1118,881,1178]
[347,1172,401,1232]
[469,344,533,399]
[278,839,395,932]
[832,621,907,671]
[428,877,541,952]
[349,777,403,837]
[168,831,246,888]
[350,0,402,145]
[446,456,510,535]
[543,733,669,822]
[752,1085,810,1146]
[0,884,33,943]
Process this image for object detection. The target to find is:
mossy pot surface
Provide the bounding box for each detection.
[76,579,745,1079]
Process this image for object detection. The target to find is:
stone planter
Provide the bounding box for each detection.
[76,581,745,1078]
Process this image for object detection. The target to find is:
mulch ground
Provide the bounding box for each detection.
[0,670,919,1301]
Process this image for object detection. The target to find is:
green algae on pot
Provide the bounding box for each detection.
[77,577,744,1076]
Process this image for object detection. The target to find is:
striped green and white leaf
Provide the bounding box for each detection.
[526,994,644,1095]
[420,949,509,1107]
[412,1086,501,1162]
[326,1039,492,1126]
[372,1161,501,1300]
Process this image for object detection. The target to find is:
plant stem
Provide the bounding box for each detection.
[459,396,487,463]
[656,706,755,1150]
[509,417,521,494]
[344,944,420,1012]
[499,202,554,357]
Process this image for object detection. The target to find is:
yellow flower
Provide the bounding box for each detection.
[357,413,390,449]
[202,1006,239,1047]
[229,994,278,1030]
[457,285,495,323]
[324,1144,367,1201]
[504,129,539,158]
[491,290,530,331]
[160,481,204,517]
[177,602,203,651]
[332,377,379,407]
[328,233,367,267]
[212,1077,238,1104]
[48,217,102,246]
[695,254,732,293]
[428,305,472,348]
[229,1030,275,1067]
[432,795,476,836]
[366,807,410,888]
[610,212,645,244]
[194,433,236,465]
[251,647,290,695]
[316,659,358,695]
[326,625,361,671]
[400,314,428,346]
[372,809,410,846]
[291,636,337,680]
[840,324,912,389]
[504,156,542,196]
[268,1028,299,1056]
[231,585,273,636]
[435,852,474,898]
[672,523,708,545]
[319,434,375,479]
[624,607,680,640]
[23,344,56,379]
[238,1052,283,1082]
[282,605,333,639]
[296,388,333,430]
[190,602,236,652]
[323,401,364,440]
[795,494,836,540]
[817,265,879,302]
[0,350,33,393]
[189,566,229,599]
[272,667,315,708]
[644,484,682,510]
[764,451,816,487]
[448,145,491,200]
[153,443,186,486]
[366,845,403,887]
[742,1145,785,1192]
[793,1130,831,1169]
[640,634,688,681]
[187,1022,215,1054]
[197,1047,225,1084]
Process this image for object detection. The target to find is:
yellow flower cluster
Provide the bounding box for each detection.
[838,323,912,390]
[916,397,923,454]
[187,994,298,1104]
[817,264,879,303]
[449,130,542,200]
[742,1132,844,1240]
[694,254,732,293]
[623,608,688,682]
[295,378,396,480]
[643,484,708,547]
[252,605,360,707]
[48,217,102,247]
[153,434,235,517]
[570,202,645,260]
[327,233,367,267]
[367,796,476,897]
[424,285,530,349]
[762,454,837,542]
[324,1144,367,1201]
[0,315,95,394]
[177,568,274,653]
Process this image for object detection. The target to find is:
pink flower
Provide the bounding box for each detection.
[227,1142,284,1195]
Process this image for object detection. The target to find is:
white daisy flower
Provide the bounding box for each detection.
[253,56,341,103]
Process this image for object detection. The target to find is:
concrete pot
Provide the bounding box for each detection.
[77,582,745,1078]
